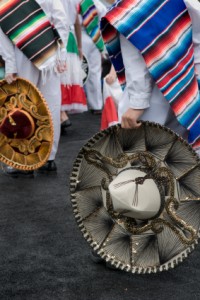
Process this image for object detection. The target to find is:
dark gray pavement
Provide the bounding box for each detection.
[0,112,200,300]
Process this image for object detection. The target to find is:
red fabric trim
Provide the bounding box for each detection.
[193,140,200,149]
[101,96,118,130]
[61,84,87,106]
[77,3,81,14]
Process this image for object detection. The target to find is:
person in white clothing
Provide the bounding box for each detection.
[0,0,69,176]
[79,0,107,113]
[60,0,87,134]
[101,0,200,156]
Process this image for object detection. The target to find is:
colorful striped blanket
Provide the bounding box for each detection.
[101,0,200,150]
[80,0,104,52]
[0,0,64,72]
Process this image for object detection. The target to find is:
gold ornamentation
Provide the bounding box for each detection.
[0,107,7,122]
[0,78,53,170]
[18,93,49,122]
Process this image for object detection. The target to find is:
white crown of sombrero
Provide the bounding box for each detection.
[70,122,200,274]
[108,168,162,220]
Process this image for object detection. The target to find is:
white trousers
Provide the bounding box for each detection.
[119,35,187,139]
[15,47,61,160]
[82,31,103,110]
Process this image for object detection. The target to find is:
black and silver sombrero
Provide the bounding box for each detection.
[70,122,200,274]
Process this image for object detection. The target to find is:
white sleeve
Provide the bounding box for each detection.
[120,34,153,109]
[46,0,69,47]
[94,0,108,20]
[0,28,17,74]
[184,0,200,64]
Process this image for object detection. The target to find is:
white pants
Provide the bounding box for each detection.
[119,35,188,139]
[15,47,61,160]
[82,30,103,110]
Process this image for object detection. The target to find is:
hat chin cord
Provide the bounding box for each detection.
[113,174,163,207]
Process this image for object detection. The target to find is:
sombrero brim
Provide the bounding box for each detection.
[82,54,90,85]
[70,122,200,274]
[0,77,53,170]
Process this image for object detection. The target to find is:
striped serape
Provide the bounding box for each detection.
[101,0,200,150]
[0,0,64,72]
[79,0,104,52]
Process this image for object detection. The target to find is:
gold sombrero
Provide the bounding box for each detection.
[0,77,53,170]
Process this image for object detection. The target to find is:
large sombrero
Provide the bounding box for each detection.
[0,77,53,170]
[70,122,200,274]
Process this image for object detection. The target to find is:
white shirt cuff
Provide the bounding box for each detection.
[129,94,151,109]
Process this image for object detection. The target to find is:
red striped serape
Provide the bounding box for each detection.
[101,0,200,149]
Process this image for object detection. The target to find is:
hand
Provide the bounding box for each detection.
[78,48,83,60]
[56,61,67,73]
[105,73,116,85]
[105,65,117,85]
[101,52,107,61]
[121,108,144,129]
[5,73,17,84]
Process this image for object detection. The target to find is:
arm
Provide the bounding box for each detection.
[94,0,108,19]
[119,34,153,129]
[74,14,83,59]
[105,64,117,84]
[94,0,107,54]
[44,0,69,72]
[46,0,69,47]
[0,28,17,83]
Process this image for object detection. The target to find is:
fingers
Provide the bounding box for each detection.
[5,74,17,84]
[121,117,141,129]
[6,77,13,84]
[78,49,83,60]
[57,62,67,73]
[121,108,143,129]
[121,121,141,129]
[105,74,115,85]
